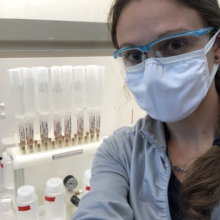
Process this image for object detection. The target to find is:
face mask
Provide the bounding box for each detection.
[126,30,220,123]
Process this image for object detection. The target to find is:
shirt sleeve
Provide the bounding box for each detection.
[71,129,134,220]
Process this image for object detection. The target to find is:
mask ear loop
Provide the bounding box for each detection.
[204,29,220,53]
[204,29,220,83]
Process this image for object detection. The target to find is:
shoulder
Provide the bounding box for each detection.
[94,118,146,172]
[101,117,144,152]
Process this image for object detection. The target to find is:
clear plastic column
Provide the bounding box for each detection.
[8,68,26,150]
[36,67,50,145]
[23,68,36,150]
[8,68,25,119]
[86,66,97,140]
[62,66,73,144]
[95,66,105,139]
[23,68,35,117]
[51,66,63,143]
[74,66,86,142]
[86,65,105,140]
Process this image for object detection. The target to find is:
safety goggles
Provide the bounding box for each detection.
[113,27,215,72]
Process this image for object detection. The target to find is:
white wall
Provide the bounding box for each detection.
[0,0,114,22]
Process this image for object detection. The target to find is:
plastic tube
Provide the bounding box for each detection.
[95,66,105,139]
[32,67,39,113]
[51,66,64,143]
[86,66,105,139]
[77,112,84,142]
[54,116,62,141]
[23,68,36,117]
[64,115,71,141]
[22,68,36,147]
[18,123,26,152]
[62,66,73,140]
[36,67,50,115]
[73,66,85,111]
[8,68,25,119]
[89,112,95,140]
[25,120,34,144]
[51,66,63,115]
[43,118,49,142]
[62,66,72,114]
[96,111,101,139]
[36,67,50,144]
[95,66,105,109]
[86,66,97,110]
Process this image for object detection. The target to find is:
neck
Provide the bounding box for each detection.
[166,85,219,155]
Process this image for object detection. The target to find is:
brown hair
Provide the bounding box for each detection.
[108,0,220,219]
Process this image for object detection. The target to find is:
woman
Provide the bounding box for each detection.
[72,0,220,219]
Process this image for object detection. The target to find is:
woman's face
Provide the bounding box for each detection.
[116,0,220,74]
[117,0,206,49]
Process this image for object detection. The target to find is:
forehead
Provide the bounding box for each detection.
[116,0,206,48]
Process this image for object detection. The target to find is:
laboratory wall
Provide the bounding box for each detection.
[0,56,146,155]
[0,0,114,22]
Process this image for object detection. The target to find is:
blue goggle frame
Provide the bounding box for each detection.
[113,27,215,59]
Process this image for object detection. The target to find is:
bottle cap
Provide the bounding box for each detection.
[84,169,91,182]
[17,185,35,201]
[46,178,63,193]
[2,152,11,162]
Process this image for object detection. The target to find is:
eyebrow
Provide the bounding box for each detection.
[119,28,192,49]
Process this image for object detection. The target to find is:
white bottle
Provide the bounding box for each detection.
[1,151,14,189]
[16,185,39,220]
[44,178,66,220]
[82,169,91,196]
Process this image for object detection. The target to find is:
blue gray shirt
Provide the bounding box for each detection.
[71,115,220,220]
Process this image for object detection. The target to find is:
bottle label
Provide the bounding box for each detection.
[64,118,70,136]
[96,115,101,130]
[45,196,56,202]
[77,117,83,135]
[55,120,62,136]
[86,186,91,191]
[69,116,72,131]
[29,124,34,142]
[19,125,25,143]
[25,124,29,139]
[89,115,95,133]
[54,120,56,136]
[18,206,31,211]
[43,121,48,138]
[40,119,44,135]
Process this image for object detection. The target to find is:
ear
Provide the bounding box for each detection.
[214,33,220,64]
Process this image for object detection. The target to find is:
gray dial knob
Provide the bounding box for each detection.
[64,175,78,191]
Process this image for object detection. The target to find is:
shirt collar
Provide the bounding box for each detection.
[139,114,167,154]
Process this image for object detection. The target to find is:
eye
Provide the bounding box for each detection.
[129,51,142,61]
[122,50,143,65]
[167,39,186,51]
[164,38,188,53]
[168,40,182,50]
